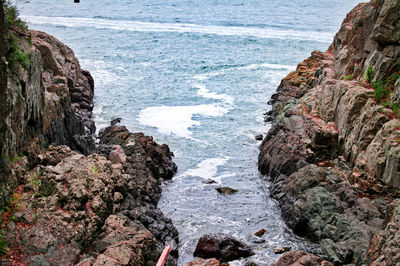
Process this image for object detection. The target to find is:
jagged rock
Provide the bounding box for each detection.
[193,233,254,262]
[271,250,334,266]
[108,145,126,165]
[367,199,400,265]
[186,258,221,266]
[2,126,179,265]
[259,1,400,264]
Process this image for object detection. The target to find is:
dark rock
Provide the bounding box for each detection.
[253,229,267,237]
[255,134,263,141]
[110,117,122,126]
[203,179,217,184]
[216,187,239,195]
[193,233,254,262]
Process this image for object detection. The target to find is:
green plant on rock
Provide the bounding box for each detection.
[344,74,352,81]
[7,33,30,70]
[365,66,375,83]
[372,80,387,103]
[3,0,27,31]
[0,229,8,256]
[93,166,99,175]
[3,0,30,70]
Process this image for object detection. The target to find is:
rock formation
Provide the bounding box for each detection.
[193,233,254,263]
[0,3,179,265]
[259,0,400,265]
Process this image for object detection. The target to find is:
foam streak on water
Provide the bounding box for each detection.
[23,15,334,43]
[138,104,229,140]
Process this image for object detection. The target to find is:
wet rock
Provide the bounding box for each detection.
[186,258,221,266]
[255,134,263,141]
[203,179,217,184]
[193,233,254,262]
[216,187,239,195]
[273,246,291,254]
[271,250,334,266]
[253,229,267,237]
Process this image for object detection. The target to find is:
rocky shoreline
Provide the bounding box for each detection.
[259,0,400,265]
[0,4,179,265]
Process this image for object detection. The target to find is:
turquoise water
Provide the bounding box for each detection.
[19,0,361,264]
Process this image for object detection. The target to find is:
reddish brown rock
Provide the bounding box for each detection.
[186,258,221,266]
[271,250,334,266]
[108,145,126,165]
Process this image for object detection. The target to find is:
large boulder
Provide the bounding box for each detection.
[193,233,254,262]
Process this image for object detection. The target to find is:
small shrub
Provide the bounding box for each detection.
[373,80,386,103]
[366,66,375,83]
[3,0,27,31]
[344,74,352,81]
[0,229,7,256]
[7,33,30,69]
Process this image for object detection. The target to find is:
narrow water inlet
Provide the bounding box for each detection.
[18,0,363,264]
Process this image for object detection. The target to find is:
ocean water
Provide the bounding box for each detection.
[18,0,361,264]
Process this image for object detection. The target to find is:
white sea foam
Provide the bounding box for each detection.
[138,104,229,139]
[193,83,234,105]
[180,157,231,180]
[23,15,334,43]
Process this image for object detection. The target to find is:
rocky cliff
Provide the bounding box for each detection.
[0,3,179,265]
[259,0,400,265]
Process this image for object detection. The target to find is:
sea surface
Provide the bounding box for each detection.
[18,0,361,264]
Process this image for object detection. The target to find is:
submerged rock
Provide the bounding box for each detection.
[216,187,239,195]
[255,134,263,141]
[253,229,267,237]
[273,246,291,254]
[193,233,254,262]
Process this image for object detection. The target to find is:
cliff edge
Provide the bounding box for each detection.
[259,0,400,265]
[0,3,178,265]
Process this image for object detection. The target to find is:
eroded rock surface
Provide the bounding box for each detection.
[1,124,179,265]
[0,5,179,264]
[260,0,400,265]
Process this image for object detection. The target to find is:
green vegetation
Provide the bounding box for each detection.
[344,74,352,81]
[3,0,27,30]
[365,66,375,83]
[0,229,7,256]
[7,32,30,70]
[365,64,400,117]
[31,174,40,188]
[3,0,30,70]
[93,166,99,175]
